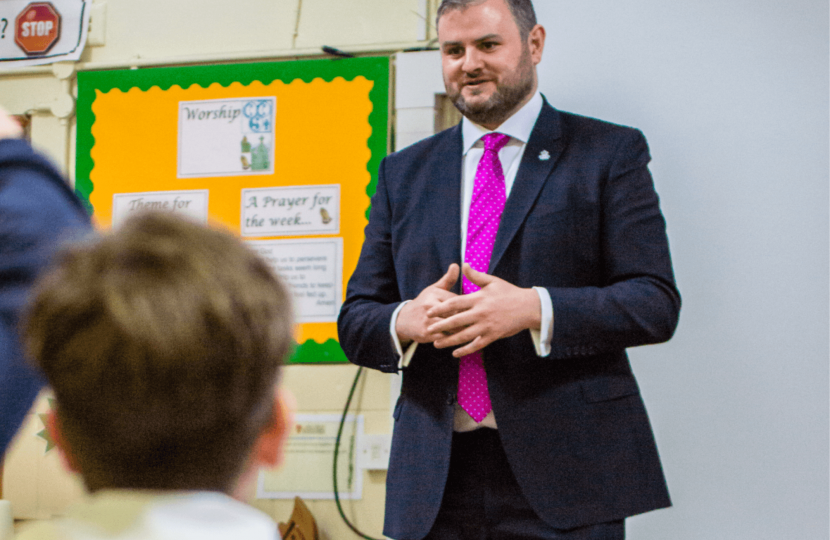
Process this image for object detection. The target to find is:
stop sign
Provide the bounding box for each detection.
[15,3,61,56]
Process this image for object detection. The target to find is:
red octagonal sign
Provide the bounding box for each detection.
[15,2,61,56]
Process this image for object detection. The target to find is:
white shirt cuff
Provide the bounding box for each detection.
[390,301,418,368]
[530,286,554,357]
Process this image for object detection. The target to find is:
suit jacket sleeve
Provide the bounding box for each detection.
[543,128,680,358]
[338,156,403,373]
[0,139,92,455]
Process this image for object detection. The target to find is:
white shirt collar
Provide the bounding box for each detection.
[461,90,544,154]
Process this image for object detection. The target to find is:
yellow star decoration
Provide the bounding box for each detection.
[36,398,57,453]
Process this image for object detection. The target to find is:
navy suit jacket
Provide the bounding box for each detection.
[338,101,680,539]
[0,139,91,456]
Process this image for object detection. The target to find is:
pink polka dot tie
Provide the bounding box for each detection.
[458,132,510,423]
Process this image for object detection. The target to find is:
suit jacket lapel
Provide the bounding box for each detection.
[490,102,563,274]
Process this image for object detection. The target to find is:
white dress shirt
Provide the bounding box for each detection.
[390,91,554,430]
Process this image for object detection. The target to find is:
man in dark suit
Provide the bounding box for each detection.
[0,106,91,457]
[338,0,680,538]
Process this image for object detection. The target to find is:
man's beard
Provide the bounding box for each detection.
[450,47,535,127]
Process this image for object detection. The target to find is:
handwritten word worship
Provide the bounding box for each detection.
[181,105,242,123]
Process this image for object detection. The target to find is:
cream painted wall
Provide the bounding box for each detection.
[249,365,394,539]
[82,0,430,65]
[0,1,442,539]
[0,0,441,175]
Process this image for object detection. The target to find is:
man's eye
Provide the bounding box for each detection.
[481,42,497,50]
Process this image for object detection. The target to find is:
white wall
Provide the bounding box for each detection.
[533,1,828,538]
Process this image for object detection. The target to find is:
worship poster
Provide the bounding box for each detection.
[177,97,276,178]
[76,57,390,363]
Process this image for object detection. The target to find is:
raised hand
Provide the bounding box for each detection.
[0,105,23,140]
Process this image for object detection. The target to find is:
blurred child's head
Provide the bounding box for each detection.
[25,212,294,495]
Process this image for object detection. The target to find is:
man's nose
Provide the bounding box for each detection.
[461,47,484,74]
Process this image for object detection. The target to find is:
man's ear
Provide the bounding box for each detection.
[251,387,295,469]
[528,24,546,65]
[45,409,80,473]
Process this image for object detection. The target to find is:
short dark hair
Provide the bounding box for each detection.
[25,212,293,493]
[436,0,537,39]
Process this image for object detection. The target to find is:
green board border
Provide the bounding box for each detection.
[75,57,390,364]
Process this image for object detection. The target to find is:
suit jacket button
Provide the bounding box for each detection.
[447,394,456,405]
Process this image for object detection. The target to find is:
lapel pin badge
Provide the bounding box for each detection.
[539,150,551,161]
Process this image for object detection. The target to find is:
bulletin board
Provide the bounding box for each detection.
[75,57,390,363]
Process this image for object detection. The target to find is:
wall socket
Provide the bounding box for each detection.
[359,434,392,470]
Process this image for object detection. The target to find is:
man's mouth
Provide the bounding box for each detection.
[464,79,488,87]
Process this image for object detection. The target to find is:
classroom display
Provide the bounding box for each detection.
[76,57,390,363]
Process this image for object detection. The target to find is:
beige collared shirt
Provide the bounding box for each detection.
[15,490,279,540]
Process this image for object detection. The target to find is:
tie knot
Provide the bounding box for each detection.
[482,132,510,153]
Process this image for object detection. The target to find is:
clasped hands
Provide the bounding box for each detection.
[395,263,541,358]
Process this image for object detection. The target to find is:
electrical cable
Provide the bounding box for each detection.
[333,365,384,540]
